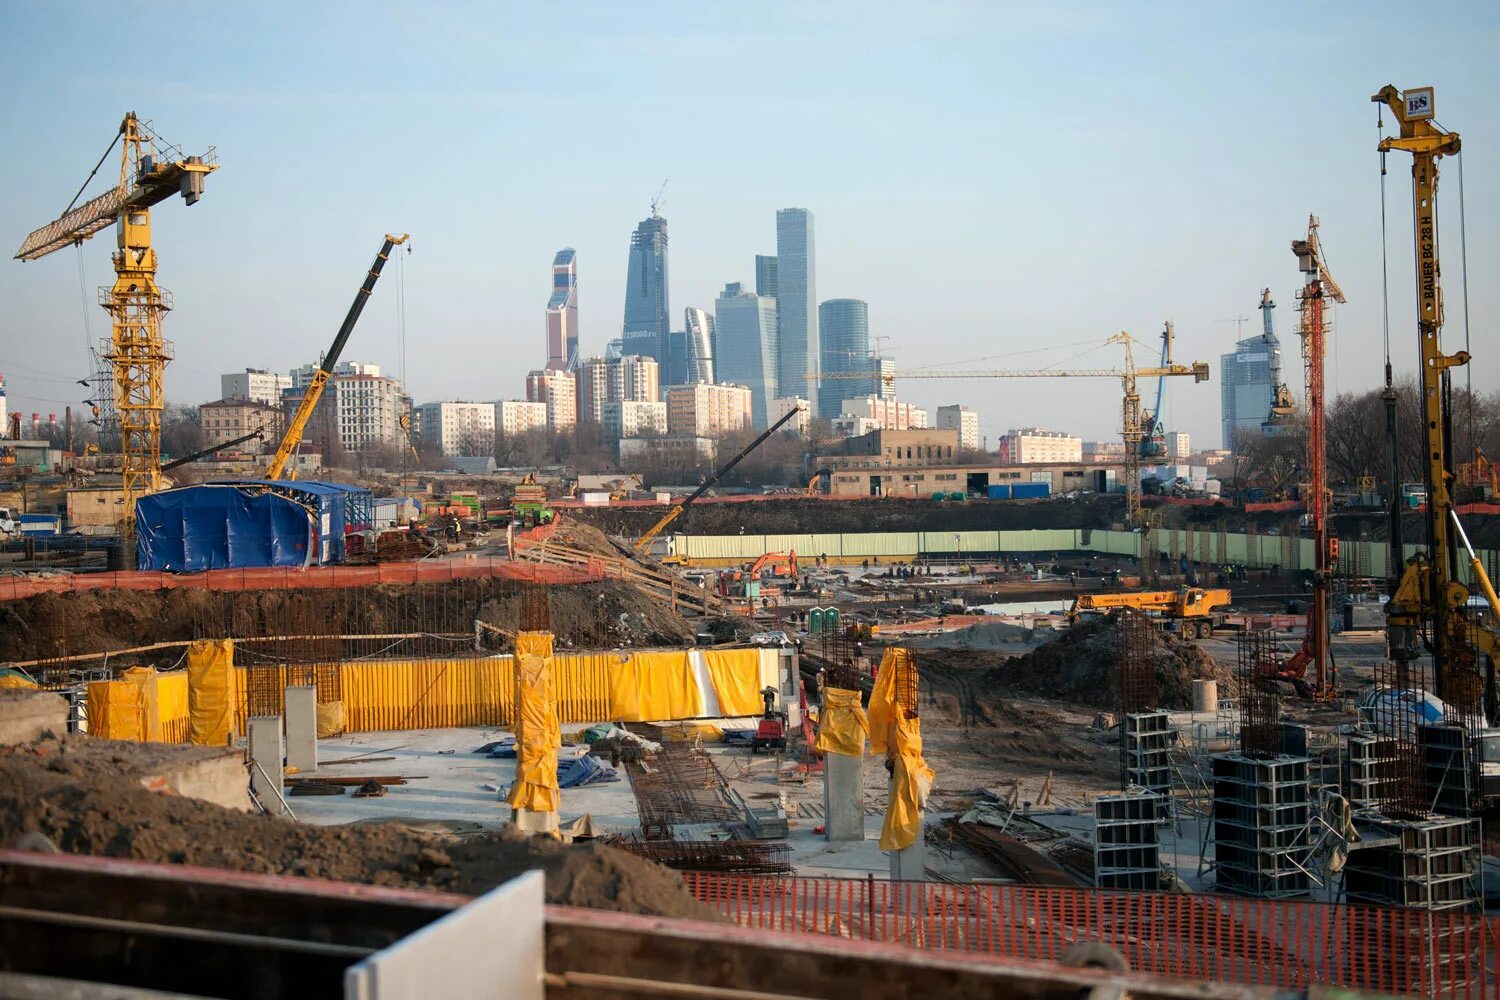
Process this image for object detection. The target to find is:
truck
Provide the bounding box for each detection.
[1067,587,1233,640]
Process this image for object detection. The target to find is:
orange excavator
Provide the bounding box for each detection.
[749,551,799,579]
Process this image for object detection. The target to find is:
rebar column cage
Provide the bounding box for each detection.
[1236,629,1282,757]
[1370,657,1434,819]
[822,627,860,691]
[518,581,551,633]
[1118,608,1157,714]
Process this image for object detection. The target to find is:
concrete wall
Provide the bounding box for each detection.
[0,690,68,744]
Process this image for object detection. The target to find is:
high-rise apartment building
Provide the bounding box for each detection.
[621,212,670,366]
[221,368,291,407]
[573,354,657,423]
[775,209,818,416]
[617,355,659,402]
[574,357,612,424]
[714,282,779,428]
[545,248,579,371]
[1220,332,1279,449]
[755,255,778,298]
[414,401,496,457]
[682,307,715,385]
[525,369,577,433]
[332,371,409,454]
[496,400,548,437]
[1166,431,1192,459]
[818,298,869,419]
[842,396,928,430]
[602,400,668,439]
[936,404,980,451]
[290,361,380,389]
[769,396,810,436]
[665,383,753,438]
[998,427,1082,464]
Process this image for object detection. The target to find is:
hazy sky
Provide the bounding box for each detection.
[2,1,1496,449]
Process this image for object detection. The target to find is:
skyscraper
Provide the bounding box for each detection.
[1220,333,1278,448]
[621,212,670,366]
[775,209,818,416]
[817,298,869,419]
[683,307,715,385]
[546,248,579,370]
[755,255,778,298]
[871,356,896,401]
[714,282,779,428]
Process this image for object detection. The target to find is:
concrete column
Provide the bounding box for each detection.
[511,807,559,834]
[887,774,926,882]
[823,749,865,842]
[247,715,286,816]
[284,685,318,773]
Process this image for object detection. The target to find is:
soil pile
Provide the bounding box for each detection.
[0,736,716,920]
[904,620,1048,650]
[985,614,1230,710]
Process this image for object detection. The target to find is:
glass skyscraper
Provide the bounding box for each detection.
[622,212,670,367]
[1220,333,1278,448]
[775,209,818,416]
[683,307,715,385]
[817,298,869,419]
[545,248,578,371]
[755,254,778,298]
[714,282,779,428]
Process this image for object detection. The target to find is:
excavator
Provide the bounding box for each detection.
[749,551,799,579]
[1067,588,1232,640]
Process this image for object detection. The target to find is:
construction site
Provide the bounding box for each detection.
[2,82,1500,1000]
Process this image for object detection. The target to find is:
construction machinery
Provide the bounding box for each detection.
[1458,447,1499,502]
[1261,288,1298,433]
[159,429,265,473]
[15,112,218,535]
[826,332,1210,526]
[1373,84,1500,723]
[634,403,804,553]
[1138,324,1173,458]
[750,685,788,752]
[264,234,410,480]
[806,466,832,496]
[749,551,799,580]
[511,473,554,527]
[1066,588,1232,639]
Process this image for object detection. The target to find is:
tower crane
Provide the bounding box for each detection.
[822,331,1211,526]
[14,113,218,535]
[1139,323,1173,458]
[1373,84,1500,721]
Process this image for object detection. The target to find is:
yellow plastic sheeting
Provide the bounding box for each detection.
[879,712,935,852]
[316,701,345,738]
[507,631,560,814]
[337,659,513,733]
[87,678,145,741]
[187,640,235,746]
[661,722,723,743]
[814,687,868,757]
[0,674,38,690]
[612,651,699,722]
[157,672,190,744]
[702,650,763,717]
[121,667,162,742]
[867,647,916,757]
[548,654,612,723]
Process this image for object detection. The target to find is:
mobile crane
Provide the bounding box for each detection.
[1067,588,1232,640]
[1372,85,1500,723]
[265,235,410,479]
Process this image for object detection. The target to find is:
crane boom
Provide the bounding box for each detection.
[635,404,804,552]
[265,234,409,480]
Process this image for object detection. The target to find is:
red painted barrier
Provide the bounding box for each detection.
[683,872,1497,998]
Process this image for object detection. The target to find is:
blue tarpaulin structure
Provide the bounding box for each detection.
[135,480,362,572]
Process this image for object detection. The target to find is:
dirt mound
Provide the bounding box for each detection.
[0,736,715,920]
[904,620,1047,650]
[984,614,1230,710]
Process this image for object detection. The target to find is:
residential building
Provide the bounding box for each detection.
[818,298,869,419]
[602,400,668,439]
[574,357,613,424]
[665,383,752,438]
[683,307,715,384]
[998,427,1082,464]
[198,398,281,450]
[936,405,980,452]
[1083,440,1127,461]
[832,414,880,438]
[619,435,715,465]
[496,400,548,437]
[842,396,928,430]
[823,428,961,469]
[769,396,809,436]
[1166,431,1191,459]
[545,248,579,371]
[755,255,778,298]
[290,361,381,389]
[617,355,660,402]
[826,461,1113,499]
[525,369,577,433]
[1220,331,1279,448]
[221,368,291,408]
[280,369,409,456]
[414,401,496,457]
[713,282,779,427]
[871,356,896,401]
[621,211,670,365]
[775,208,819,415]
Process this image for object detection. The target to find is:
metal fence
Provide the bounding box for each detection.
[683,872,1498,998]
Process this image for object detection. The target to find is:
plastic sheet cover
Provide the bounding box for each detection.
[136,485,313,572]
[507,631,561,814]
[702,649,763,716]
[187,640,234,746]
[814,687,868,757]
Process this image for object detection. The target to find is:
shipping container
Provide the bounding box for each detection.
[986,484,1012,500]
[1011,482,1050,499]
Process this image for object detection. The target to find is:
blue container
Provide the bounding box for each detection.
[1011,482,1050,499]
[136,479,357,572]
[986,484,1012,500]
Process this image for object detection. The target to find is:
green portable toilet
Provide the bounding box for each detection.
[808,608,826,636]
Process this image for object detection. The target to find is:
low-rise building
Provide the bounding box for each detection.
[414,401,496,457]
[832,414,880,438]
[1083,440,1127,462]
[769,396,810,436]
[602,400,668,439]
[665,383,752,438]
[998,427,1082,464]
[936,404,980,451]
[199,398,282,450]
[496,400,548,437]
[619,435,716,464]
[822,428,961,470]
[827,462,1114,498]
[841,396,928,430]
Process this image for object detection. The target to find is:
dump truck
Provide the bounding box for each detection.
[1067,587,1232,639]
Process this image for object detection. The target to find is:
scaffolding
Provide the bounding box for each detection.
[1093,792,1160,891]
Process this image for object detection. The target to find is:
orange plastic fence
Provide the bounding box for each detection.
[0,557,601,601]
[683,873,1497,998]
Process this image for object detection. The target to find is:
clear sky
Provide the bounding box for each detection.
[1,1,1496,449]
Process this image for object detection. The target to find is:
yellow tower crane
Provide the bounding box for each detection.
[823,331,1210,526]
[14,112,218,536]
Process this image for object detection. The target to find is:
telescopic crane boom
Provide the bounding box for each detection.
[265,234,409,480]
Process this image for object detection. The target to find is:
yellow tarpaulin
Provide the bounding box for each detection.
[703,650,763,716]
[121,667,162,742]
[506,631,560,814]
[187,640,234,746]
[87,678,144,741]
[316,701,345,738]
[615,650,699,721]
[867,647,915,757]
[880,712,935,852]
[0,674,38,690]
[814,687,868,757]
